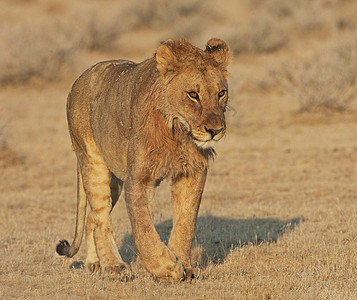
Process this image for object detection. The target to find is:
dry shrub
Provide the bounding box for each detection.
[229,0,333,55]
[71,0,205,50]
[0,6,130,84]
[73,5,135,51]
[0,4,128,85]
[267,0,327,32]
[0,0,205,85]
[75,14,123,51]
[0,21,77,85]
[0,0,352,85]
[121,0,205,39]
[279,37,357,112]
[5,0,330,84]
[124,0,201,29]
[0,144,23,168]
[229,15,289,54]
[0,125,23,168]
[249,0,328,32]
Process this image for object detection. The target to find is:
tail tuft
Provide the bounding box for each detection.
[56,240,72,257]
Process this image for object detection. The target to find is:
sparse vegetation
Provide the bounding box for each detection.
[0,20,76,85]
[0,123,23,168]
[0,0,206,85]
[228,0,337,55]
[279,36,357,112]
[229,14,289,54]
[1,0,354,85]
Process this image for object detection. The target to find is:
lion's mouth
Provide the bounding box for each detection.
[191,136,222,149]
[190,130,225,149]
[174,115,225,149]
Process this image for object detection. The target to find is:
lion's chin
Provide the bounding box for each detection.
[193,139,217,149]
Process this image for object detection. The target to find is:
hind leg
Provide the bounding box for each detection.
[74,162,99,273]
[85,211,100,273]
[85,173,124,274]
[80,142,129,278]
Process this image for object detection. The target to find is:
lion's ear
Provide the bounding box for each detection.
[205,38,230,67]
[156,43,178,77]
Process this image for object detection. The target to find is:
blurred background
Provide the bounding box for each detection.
[1,0,356,113]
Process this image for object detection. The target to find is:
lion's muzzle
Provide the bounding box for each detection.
[204,126,224,139]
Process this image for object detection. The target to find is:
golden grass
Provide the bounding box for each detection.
[0,0,357,299]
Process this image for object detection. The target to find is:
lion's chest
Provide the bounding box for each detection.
[150,141,208,179]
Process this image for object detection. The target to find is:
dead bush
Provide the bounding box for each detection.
[268,0,327,32]
[229,14,289,54]
[0,124,23,168]
[72,5,134,51]
[228,0,333,55]
[0,21,77,85]
[0,0,207,85]
[122,0,204,38]
[279,39,357,112]
[125,0,201,28]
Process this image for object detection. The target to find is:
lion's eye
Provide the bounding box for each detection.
[218,90,227,98]
[187,91,199,101]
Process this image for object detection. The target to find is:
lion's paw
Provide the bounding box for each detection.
[104,263,132,282]
[85,261,100,274]
[151,249,185,282]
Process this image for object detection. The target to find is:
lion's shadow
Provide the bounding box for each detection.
[119,215,302,267]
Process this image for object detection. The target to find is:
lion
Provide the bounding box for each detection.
[56,38,230,282]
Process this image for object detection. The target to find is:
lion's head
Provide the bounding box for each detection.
[156,38,230,149]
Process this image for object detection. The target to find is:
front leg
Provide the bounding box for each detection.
[125,176,185,282]
[168,168,207,276]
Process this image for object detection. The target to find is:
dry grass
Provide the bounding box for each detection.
[0,120,23,168]
[1,0,357,299]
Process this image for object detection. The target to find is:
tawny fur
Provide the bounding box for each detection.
[56,38,230,282]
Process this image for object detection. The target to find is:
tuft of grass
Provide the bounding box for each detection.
[0,123,23,168]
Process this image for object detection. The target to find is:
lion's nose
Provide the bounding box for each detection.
[204,126,224,138]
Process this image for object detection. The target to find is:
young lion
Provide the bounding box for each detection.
[56,38,230,282]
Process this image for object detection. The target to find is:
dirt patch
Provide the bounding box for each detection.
[0,143,23,168]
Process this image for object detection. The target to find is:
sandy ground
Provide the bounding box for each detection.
[0,0,357,299]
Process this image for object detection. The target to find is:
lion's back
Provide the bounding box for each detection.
[66,58,155,177]
[67,59,136,139]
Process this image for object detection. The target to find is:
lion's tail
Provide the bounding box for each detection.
[56,162,87,258]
